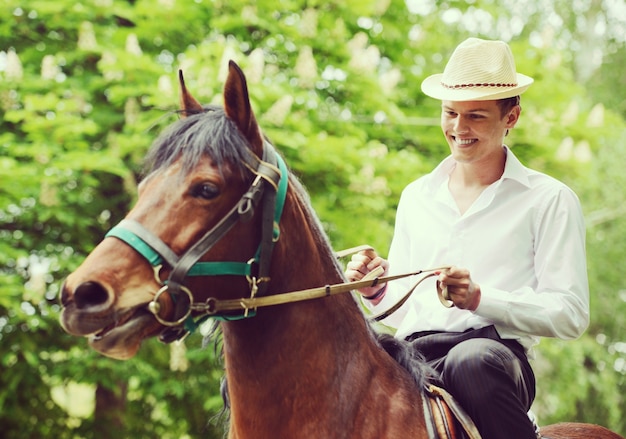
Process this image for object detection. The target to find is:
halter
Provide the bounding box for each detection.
[105,140,288,341]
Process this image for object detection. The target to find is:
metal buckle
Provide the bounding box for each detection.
[152,264,165,285]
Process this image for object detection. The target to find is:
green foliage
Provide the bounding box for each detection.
[534,335,625,429]
[1,0,625,436]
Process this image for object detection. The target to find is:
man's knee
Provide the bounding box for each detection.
[443,338,522,403]
[439,338,536,439]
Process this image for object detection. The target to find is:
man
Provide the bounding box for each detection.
[345,38,589,439]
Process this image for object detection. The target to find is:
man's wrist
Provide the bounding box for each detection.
[468,284,481,311]
[363,284,387,301]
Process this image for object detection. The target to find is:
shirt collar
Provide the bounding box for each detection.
[427,145,531,191]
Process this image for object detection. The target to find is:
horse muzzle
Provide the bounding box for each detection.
[59,279,169,359]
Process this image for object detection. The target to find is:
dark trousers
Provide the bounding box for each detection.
[406,326,537,439]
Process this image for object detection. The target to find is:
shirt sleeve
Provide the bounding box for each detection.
[474,186,590,340]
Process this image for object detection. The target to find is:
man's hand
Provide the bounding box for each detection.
[437,266,481,311]
[345,249,389,302]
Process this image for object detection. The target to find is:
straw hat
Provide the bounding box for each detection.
[421,38,534,101]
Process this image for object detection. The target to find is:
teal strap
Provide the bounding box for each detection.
[188,261,251,277]
[247,150,289,270]
[273,153,288,240]
[107,226,252,277]
[106,226,163,266]
[184,309,258,332]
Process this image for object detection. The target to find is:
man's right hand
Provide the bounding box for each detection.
[345,249,389,301]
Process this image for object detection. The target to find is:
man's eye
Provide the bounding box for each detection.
[192,183,220,200]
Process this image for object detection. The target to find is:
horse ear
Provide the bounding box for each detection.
[178,70,204,117]
[223,60,263,155]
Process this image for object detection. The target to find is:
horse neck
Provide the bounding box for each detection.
[220,184,384,420]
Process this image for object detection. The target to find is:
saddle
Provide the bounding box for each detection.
[421,384,543,439]
[421,384,482,439]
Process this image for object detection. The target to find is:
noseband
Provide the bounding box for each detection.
[105,140,288,341]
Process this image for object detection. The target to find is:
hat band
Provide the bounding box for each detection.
[441,81,518,89]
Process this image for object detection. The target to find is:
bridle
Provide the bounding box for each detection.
[105,140,453,342]
[106,140,288,341]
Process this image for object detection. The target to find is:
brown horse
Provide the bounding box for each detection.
[60,61,623,439]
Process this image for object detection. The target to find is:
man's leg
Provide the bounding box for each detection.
[442,338,536,439]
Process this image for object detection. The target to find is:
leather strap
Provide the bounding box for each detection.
[107,219,180,268]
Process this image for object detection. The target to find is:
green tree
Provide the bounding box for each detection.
[1,0,624,436]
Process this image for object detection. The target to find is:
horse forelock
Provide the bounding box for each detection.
[143,106,256,179]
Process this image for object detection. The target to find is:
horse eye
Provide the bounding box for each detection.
[192,183,220,200]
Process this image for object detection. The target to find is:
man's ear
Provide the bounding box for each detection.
[505,105,521,128]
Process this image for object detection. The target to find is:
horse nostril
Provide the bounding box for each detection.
[74,281,110,309]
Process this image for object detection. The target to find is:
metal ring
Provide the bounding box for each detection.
[148,285,194,326]
[272,221,280,242]
[245,258,257,284]
[203,297,218,315]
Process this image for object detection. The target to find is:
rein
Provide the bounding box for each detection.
[186,263,453,323]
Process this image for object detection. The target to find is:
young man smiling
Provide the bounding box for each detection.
[346,38,589,438]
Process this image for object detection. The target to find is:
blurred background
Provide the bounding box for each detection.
[1,0,625,437]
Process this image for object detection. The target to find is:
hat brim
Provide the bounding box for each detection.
[421,73,534,101]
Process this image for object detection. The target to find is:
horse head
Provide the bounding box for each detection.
[60,61,284,359]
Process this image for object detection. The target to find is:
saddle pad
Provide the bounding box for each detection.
[423,384,482,439]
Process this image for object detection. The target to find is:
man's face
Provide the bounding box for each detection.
[440,100,520,164]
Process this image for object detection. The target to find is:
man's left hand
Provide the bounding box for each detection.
[437,266,481,311]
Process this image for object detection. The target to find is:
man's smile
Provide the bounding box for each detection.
[453,136,478,146]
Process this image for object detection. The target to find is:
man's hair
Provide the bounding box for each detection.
[497,95,520,118]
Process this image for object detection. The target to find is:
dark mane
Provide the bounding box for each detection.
[143,106,256,178]
[375,333,440,388]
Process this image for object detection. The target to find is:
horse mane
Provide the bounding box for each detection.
[375,333,440,388]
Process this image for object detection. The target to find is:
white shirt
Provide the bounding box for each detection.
[365,146,589,354]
